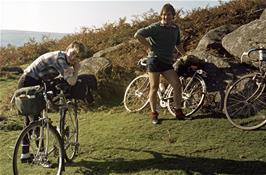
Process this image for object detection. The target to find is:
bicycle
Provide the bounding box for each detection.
[12,79,79,175]
[224,47,266,130]
[123,58,207,117]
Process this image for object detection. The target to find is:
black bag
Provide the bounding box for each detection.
[48,74,97,104]
[14,85,46,116]
[174,55,204,77]
[70,74,97,104]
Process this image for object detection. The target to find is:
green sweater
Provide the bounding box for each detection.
[136,22,181,64]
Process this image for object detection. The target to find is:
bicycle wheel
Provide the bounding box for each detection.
[61,100,79,162]
[224,73,266,130]
[13,120,64,175]
[123,74,150,112]
[167,75,206,117]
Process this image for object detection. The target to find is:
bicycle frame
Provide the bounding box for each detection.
[32,82,73,157]
[157,69,206,109]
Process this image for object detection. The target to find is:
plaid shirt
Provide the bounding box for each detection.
[24,51,74,81]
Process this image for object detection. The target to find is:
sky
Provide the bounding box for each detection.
[0,0,229,34]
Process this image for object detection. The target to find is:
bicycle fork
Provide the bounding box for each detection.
[59,105,80,155]
[246,75,266,103]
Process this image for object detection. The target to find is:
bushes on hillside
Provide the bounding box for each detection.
[0,0,265,69]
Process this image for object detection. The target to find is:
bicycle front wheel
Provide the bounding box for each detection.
[61,101,79,162]
[13,121,64,175]
[123,74,150,112]
[167,75,206,117]
[224,73,266,130]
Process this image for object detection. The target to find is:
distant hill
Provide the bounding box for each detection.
[0,30,69,47]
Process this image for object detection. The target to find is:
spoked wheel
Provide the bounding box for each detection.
[13,121,64,175]
[62,100,79,162]
[167,75,206,117]
[123,74,150,112]
[224,73,266,130]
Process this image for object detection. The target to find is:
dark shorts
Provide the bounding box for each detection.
[147,57,173,73]
[18,74,42,89]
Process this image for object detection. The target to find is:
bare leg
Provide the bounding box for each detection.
[162,69,182,109]
[148,72,160,112]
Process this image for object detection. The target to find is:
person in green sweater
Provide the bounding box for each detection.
[134,3,186,124]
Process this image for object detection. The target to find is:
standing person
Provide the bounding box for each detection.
[17,41,86,165]
[134,3,186,124]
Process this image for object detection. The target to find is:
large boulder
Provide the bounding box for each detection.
[196,24,238,52]
[222,9,266,64]
[192,24,253,91]
[176,23,259,112]
[260,8,266,20]
[79,57,112,79]
[0,66,23,75]
[93,43,124,58]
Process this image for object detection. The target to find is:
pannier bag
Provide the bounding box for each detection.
[46,74,97,105]
[14,85,46,116]
[70,74,97,104]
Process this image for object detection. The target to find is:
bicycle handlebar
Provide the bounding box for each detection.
[240,47,266,63]
[137,58,148,67]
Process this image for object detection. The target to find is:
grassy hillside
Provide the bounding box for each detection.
[0,30,68,47]
[1,71,266,175]
[1,1,266,174]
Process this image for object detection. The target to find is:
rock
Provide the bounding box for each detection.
[174,50,254,112]
[0,66,23,75]
[196,24,238,52]
[93,43,125,58]
[79,57,112,79]
[222,18,266,64]
[260,8,266,20]
[0,115,7,122]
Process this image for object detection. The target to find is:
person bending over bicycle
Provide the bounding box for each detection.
[134,3,186,124]
[17,41,86,166]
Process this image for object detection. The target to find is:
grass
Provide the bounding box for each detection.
[1,76,266,175]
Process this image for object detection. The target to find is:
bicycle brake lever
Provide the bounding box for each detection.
[196,69,207,77]
[241,52,249,63]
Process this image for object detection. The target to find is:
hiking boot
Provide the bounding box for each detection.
[150,111,159,124]
[21,153,34,163]
[175,108,186,120]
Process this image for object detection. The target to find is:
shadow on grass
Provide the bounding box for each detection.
[69,148,266,175]
[159,112,226,123]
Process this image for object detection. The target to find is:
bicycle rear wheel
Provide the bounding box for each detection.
[123,74,150,112]
[224,73,266,130]
[167,75,206,117]
[13,120,64,175]
[61,100,79,162]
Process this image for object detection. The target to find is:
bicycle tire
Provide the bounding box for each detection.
[61,100,79,162]
[167,75,206,117]
[13,120,64,175]
[123,74,150,112]
[224,73,266,130]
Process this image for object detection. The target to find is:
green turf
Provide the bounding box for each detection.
[1,77,266,175]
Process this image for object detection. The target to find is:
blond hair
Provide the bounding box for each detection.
[66,41,87,58]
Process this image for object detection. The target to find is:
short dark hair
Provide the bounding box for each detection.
[160,3,176,17]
